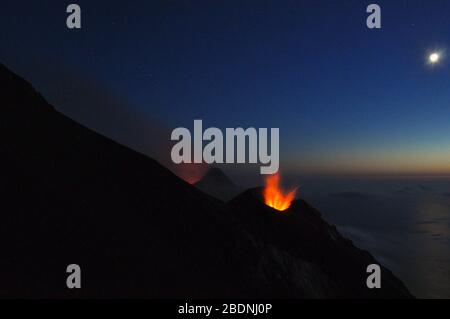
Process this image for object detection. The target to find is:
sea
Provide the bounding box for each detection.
[298,176,450,298]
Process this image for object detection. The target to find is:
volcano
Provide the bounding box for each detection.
[0,63,412,298]
[229,189,412,298]
[194,167,241,201]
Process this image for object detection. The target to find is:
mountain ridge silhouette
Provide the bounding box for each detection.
[0,63,412,298]
[195,167,242,201]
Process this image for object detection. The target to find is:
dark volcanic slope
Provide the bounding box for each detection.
[0,64,412,298]
[229,189,413,298]
[0,64,261,298]
[195,167,241,202]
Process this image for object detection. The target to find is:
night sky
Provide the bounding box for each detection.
[2,0,450,178]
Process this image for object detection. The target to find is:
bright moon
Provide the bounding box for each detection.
[429,52,440,64]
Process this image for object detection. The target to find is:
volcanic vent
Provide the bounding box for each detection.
[263,173,297,211]
[228,187,413,298]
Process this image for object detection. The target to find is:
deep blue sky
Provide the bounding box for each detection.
[1,0,450,177]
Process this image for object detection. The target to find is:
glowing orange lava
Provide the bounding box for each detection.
[263,173,297,211]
